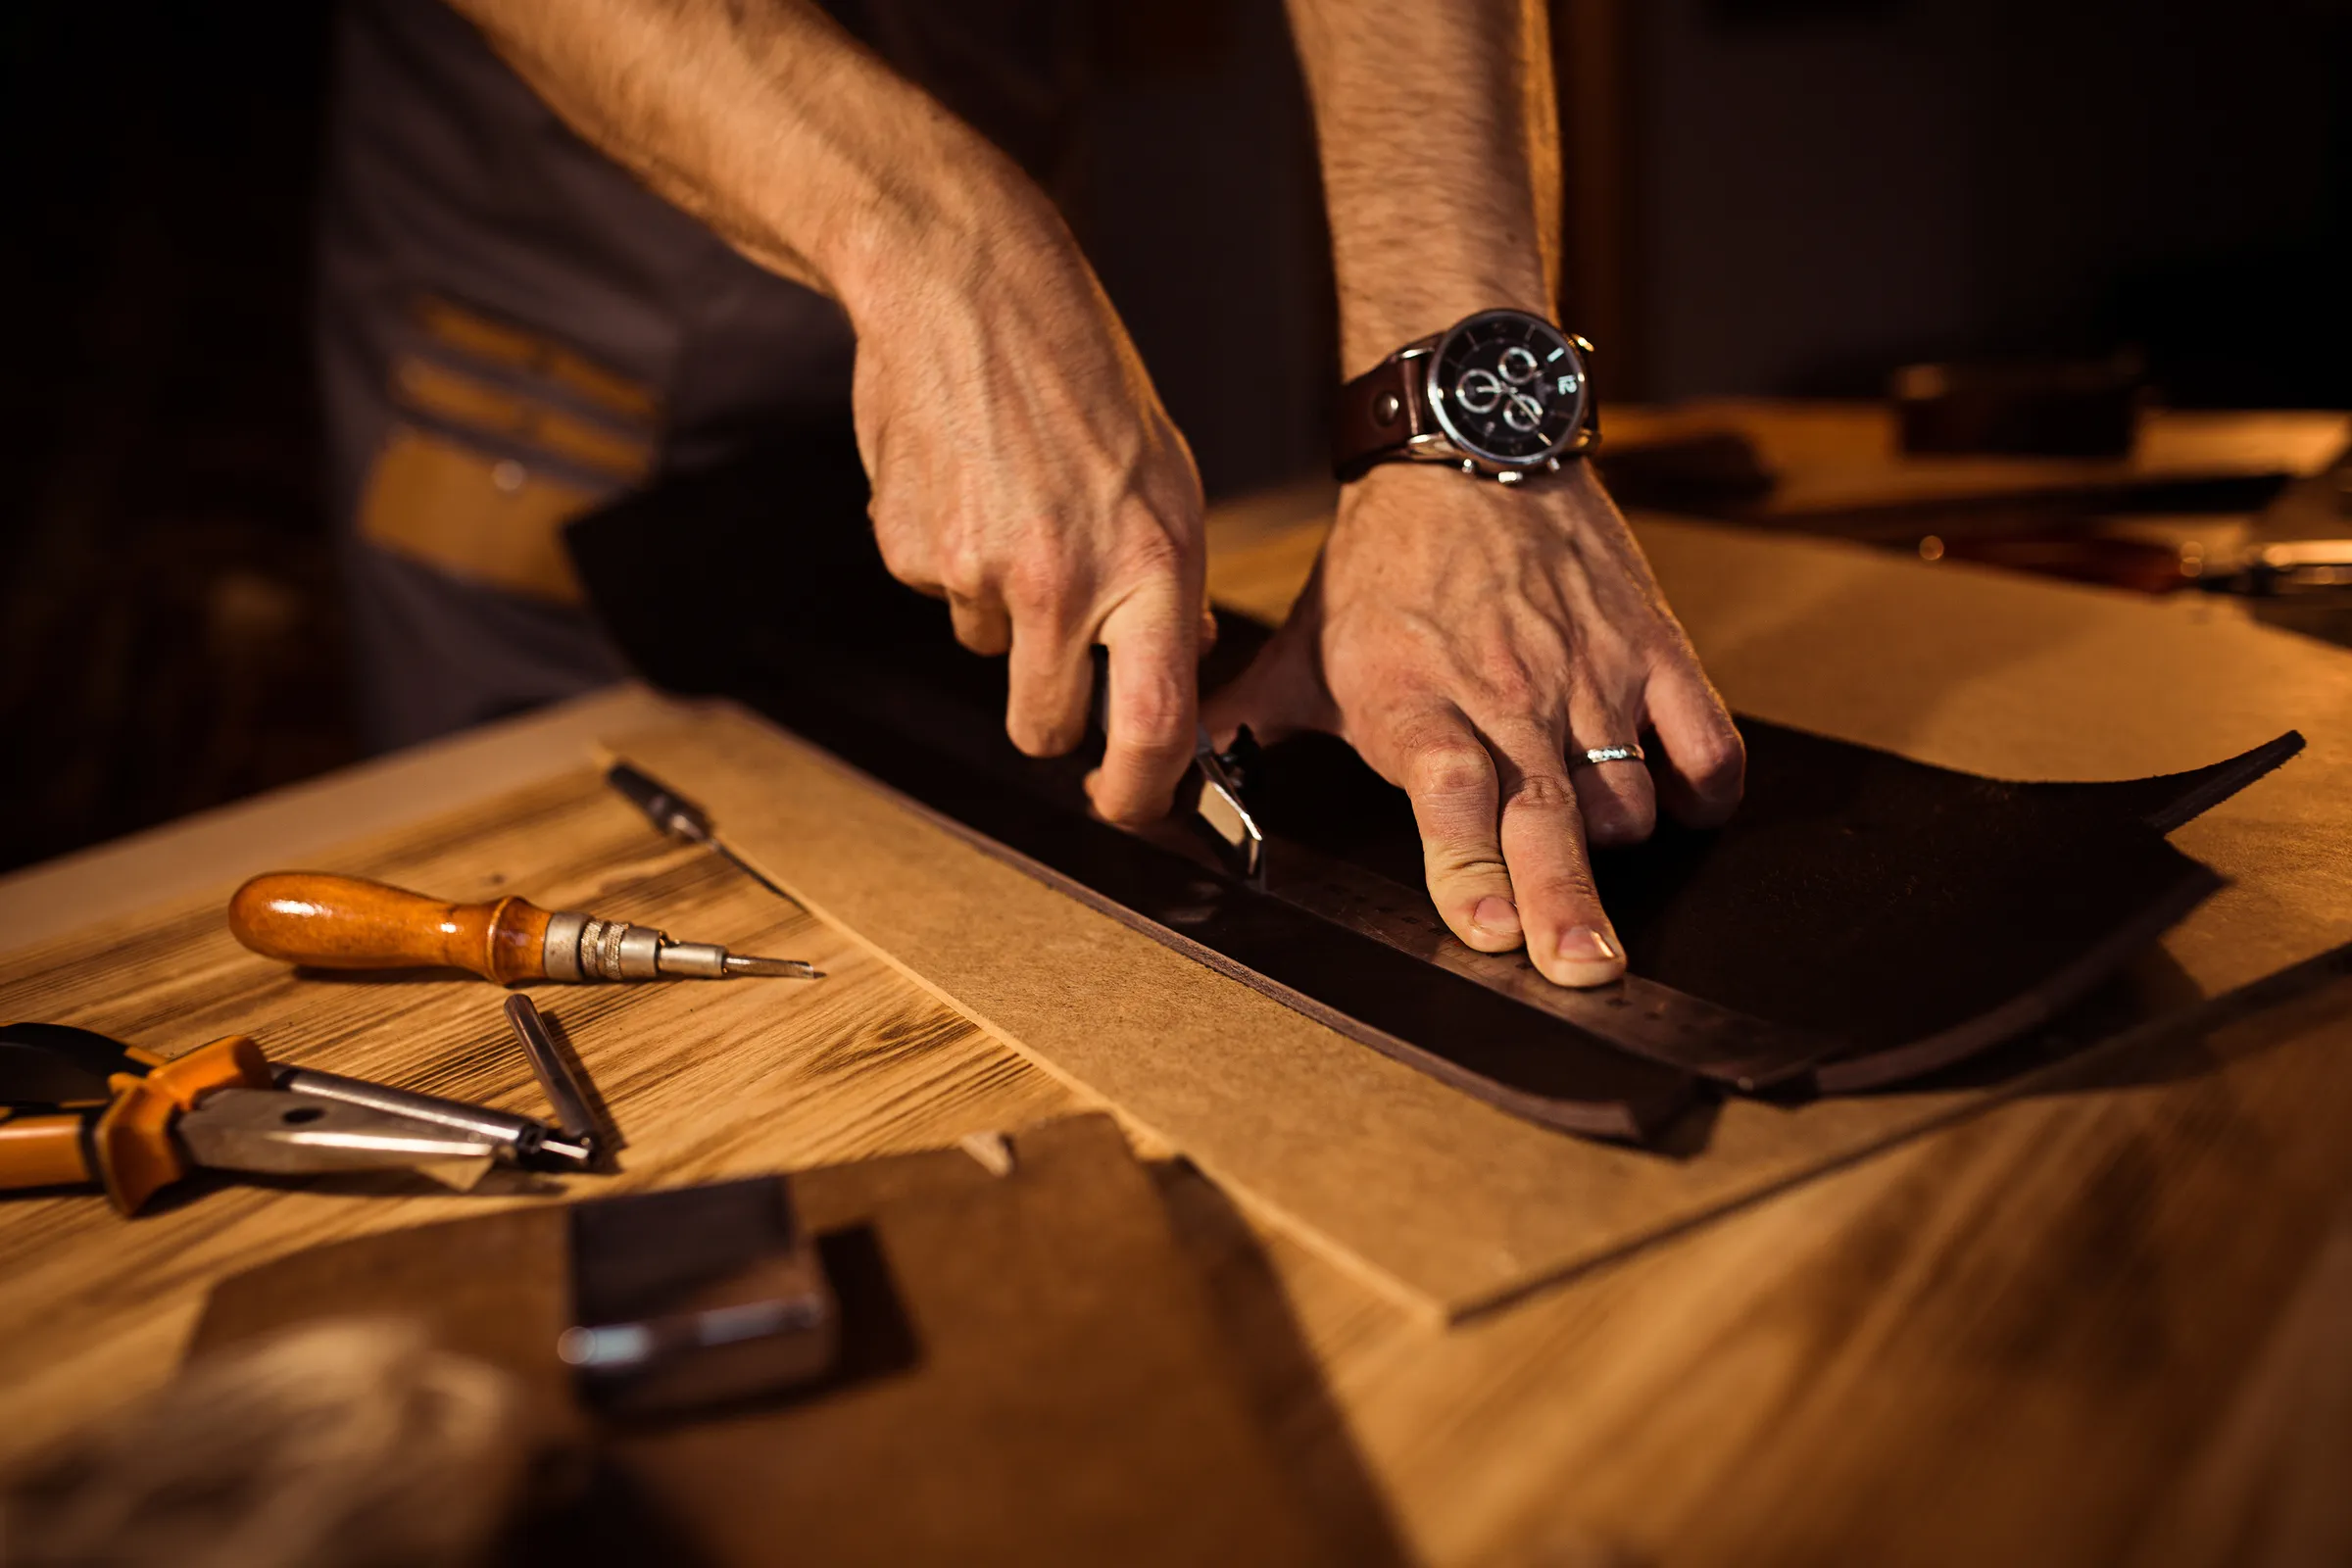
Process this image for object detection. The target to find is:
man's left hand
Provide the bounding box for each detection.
[1204,462,1744,987]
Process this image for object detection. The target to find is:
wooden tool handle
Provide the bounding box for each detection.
[228,873,553,985]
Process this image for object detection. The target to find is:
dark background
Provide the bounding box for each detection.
[0,0,2344,876]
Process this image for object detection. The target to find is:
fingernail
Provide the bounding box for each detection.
[1558,926,1616,961]
[1471,896,1521,939]
[1548,927,1625,988]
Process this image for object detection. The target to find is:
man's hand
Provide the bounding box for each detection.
[1207,462,1743,986]
[449,0,1210,821]
[852,221,1210,822]
[1272,0,1743,983]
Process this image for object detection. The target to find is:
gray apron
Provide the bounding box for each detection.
[317,0,1084,748]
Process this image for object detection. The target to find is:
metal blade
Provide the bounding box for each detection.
[1190,726,1264,882]
[504,996,604,1150]
[270,1064,590,1170]
[177,1089,500,1189]
[1254,839,1829,1091]
[720,955,823,979]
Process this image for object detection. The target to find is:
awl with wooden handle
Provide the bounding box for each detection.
[228,873,821,983]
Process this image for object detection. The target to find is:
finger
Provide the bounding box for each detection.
[1388,710,1525,955]
[1004,612,1094,757]
[1644,659,1746,827]
[948,592,1012,657]
[866,495,942,598]
[1491,726,1626,987]
[1084,581,1199,822]
[1565,688,1658,850]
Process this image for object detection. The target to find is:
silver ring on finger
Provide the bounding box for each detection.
[1575,743,1647,767]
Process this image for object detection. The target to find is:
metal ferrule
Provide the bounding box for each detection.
[544,910,674,981]
[653,941,730,978]
[543,910,589,982]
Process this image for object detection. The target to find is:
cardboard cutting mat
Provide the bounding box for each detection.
[610,512,2352,1321]
[611,708,2023,1319]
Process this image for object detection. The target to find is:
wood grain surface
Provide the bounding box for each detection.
[0,768,1087,1472]
[1,495,2348,1565]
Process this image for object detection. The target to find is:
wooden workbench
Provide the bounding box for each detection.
[3,488,2349,1566]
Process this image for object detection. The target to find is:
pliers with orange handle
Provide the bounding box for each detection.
[0,1021,586,1214]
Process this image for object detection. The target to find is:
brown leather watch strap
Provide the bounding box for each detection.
[1331,351,1424,481]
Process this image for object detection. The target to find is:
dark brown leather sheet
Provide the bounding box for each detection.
[565,429,2303,1140]
[1247,722,2302,1093]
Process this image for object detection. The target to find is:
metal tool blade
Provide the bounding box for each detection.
[270,1065,594,1171]
[1252,838,1830,1090]
[1163,736,1826,1088]
[607,761,715,844]
[606,760,812,911]
[1190,726,1264,883]
[177,1089,500,1189]
[648,939,822,980]
[505,995,604,1152]
[2203,536,2352,596]
[720,955,823,978]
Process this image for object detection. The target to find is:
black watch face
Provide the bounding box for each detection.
[1426,310,1589,466]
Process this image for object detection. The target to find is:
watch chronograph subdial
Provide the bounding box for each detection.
[1427,310,1589,466]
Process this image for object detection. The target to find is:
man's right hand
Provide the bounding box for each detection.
[451,0,1212,821]
[847,200,1212,825]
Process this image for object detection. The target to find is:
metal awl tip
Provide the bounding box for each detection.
[723,955,824,979]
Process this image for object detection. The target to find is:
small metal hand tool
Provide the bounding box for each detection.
[1188,725,1265,883]
[227,872,822,984]
[271,1063,594,1171]
[604,760,810,912]
[2190,536,2352,597]
[503,996,603,1161]
[0,1021,587,1215]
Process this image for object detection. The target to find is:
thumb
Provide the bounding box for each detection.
[1202,609,1339,750]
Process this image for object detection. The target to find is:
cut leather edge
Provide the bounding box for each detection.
[2021,729,2306,834]
[1812,858,2227,1093]
[719,708,1692,1146]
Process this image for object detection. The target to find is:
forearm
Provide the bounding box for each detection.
[448,0,1069,321]
[1284,0,1562,370]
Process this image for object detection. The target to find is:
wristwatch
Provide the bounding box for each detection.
[1332,308,1598,484]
